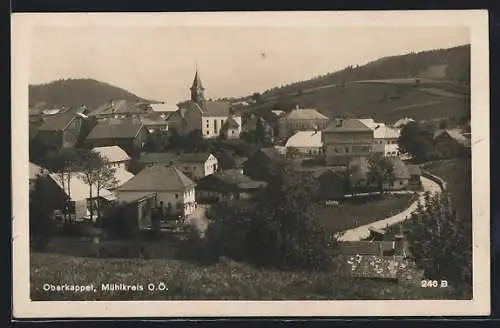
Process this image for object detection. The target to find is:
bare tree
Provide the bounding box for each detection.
[92,157,119,221]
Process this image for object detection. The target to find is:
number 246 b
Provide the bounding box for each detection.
[421,280,448,288]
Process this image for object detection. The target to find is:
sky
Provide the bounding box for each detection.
[29,26,469,104]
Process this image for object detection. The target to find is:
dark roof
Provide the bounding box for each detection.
[323,119,373,133]
[258,147,286,163]
[191,70,204,90]
[201,100,232,117]
[406,164,422,176]
[197,169,267,192]
[434,129,471,148]
[139,152,179,165]
[177,152,213,163]
[118,165,195,192]
[139,152,214,165]
[222,116,240,129]
[92,100,149,116]
[86,123,144,140]
[37,112,78,132]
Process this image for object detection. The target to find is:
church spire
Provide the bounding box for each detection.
[190,67,205,104]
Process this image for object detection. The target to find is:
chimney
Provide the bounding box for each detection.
[394,234,405,257]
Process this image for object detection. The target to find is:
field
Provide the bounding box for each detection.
[315,194,416,233]
[244,80,469,123]
[30,252,460,301]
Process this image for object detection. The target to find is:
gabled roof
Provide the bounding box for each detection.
[177,152,213,164]
[92,100,149,116]
[196,169,267,192]
[285,130,323,148]
[433,129,471,148]
[280,108,329,121]
[359,119,400,139]
[222,116,240,129]
[393,117,415,128]
[323,119,373,133]
[86,123,145,140]
[118,165,195,192]
[150,103,179,113]
[48,172,114,201]
[113,167,135,188]
[37,112,79,132]
[91,146,131,163]
[139,152,179,165]
[201,100,232,117]
[257,147,286,163]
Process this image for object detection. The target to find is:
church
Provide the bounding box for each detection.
[167,70,242,139]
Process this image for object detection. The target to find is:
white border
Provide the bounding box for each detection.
[12,10,490,318]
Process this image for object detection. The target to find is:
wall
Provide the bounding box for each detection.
[202,115,228,138]
[203,155,219,177]
[117,188,196,217]
[278,118,329,138]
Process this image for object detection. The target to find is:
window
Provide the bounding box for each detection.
[175,194,179,199]
[345,147,349,153]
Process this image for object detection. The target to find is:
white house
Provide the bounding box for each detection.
[47,172,116,221]
[138,152,219,180]
[278,106,329,138]
[91,146,134,188]
[359,119,401,157]
[166,70,242,139]
[284,130,323,156]
[116,165,196,217]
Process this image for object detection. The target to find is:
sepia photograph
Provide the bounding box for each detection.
[12,10,490,318]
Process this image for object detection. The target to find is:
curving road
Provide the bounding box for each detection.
[337,176,442,241]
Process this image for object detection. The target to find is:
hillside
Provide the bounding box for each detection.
[240,45,470,123]
[29,78,153,110]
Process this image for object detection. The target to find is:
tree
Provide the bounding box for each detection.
[398,122,436,162]
[43,148,81,223]
[204,164,336,271]
[78,151,117,221]
[403,191,472,297]
[367,154,396,194]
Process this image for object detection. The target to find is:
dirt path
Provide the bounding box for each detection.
[337,176,442,241]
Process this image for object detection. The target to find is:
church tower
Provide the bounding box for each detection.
[190,69,205,104]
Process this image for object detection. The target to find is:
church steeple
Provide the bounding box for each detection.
[190,68,205,104]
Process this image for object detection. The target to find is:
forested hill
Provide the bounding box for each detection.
[238,45,470,123]
[29,78,154,109]
[258,44,470,98]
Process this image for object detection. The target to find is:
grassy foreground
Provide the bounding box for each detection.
[31,252,461,301]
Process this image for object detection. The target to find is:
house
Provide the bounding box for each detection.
[137,116,169,133]
[278,106,329,138]
[91,146,134,188]
[242,147,286,182]
[285,130,323,157]
[85,122,150,156]
[213,149,247,173]
[347,156,411,191]
[90,100,152,120]
[34,111,84,149]
[271,110,285,118]
[220,116,241,139]
[407,165,422,188]
[359,119,401,157]
[106,193,158,231]
[322,119,374,166]
[336,235,423,282]
[393,117,415,128]
[138,152,219,180]
[166,70,242,139]
[116,165,196,217]
[195,169,267,203]
[46,172,116,221]
[297,166,346,200]
[149,103,179,120]
[175,153,219,180]
[433,129,471,158]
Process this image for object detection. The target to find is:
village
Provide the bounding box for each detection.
[28,67,472,297]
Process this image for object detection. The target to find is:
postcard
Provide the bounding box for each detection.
[12,10,490,318]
